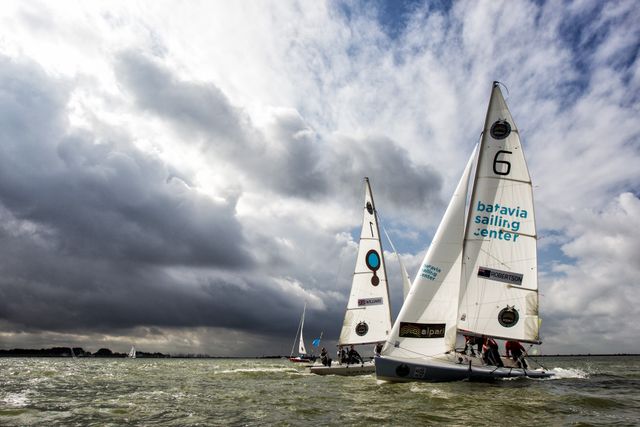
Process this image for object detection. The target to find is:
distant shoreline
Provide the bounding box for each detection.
[0,348,638,358]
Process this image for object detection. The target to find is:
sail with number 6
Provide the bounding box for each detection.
[375,82,552,382]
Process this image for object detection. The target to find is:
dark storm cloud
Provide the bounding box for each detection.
[0,232,340,337]
[0,55,271,334]
[329,134,442,215]
[114,50,328,197]
[0,55,250,269]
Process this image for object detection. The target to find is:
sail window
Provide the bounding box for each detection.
[490,120,511,139]
[366,202,373,214]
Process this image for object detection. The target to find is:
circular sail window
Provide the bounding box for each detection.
[490,120,511,140]
[366,202,373,215]
[498,306,519,327]
[355,321,369,336]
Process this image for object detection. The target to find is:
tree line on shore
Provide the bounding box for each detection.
[0,347,169,358]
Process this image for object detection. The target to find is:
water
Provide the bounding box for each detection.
[1,356,639,426]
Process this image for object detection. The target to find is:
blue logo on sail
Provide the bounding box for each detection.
[366,251,380,270]
[365,250,381,286]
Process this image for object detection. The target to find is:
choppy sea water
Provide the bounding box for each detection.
[1,356,639,426]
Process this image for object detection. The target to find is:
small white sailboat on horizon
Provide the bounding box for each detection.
[376,82,553,382]
[128,346,136,359]
[311,177,400,376]
[289,303,315,363]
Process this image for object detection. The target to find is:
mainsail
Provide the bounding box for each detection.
[457,83,540,343]
[338,178,393,346]
[382,147,476,360]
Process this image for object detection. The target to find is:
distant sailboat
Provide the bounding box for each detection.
[289,303,314,363]
[376,82,553,382]
[311,177,393,375]
[128,346,136,359]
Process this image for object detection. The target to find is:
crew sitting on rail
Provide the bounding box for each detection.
[348,345,363,365]
[482,337,504,367]
[505,340,527,369]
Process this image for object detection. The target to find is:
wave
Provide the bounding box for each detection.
[215,367,300,375]
[1,391,30,407]
[547,367,589,379]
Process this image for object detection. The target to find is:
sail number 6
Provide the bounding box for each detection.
[493,150,512,176]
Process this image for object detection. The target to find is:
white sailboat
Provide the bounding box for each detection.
[311,177,393,375]
[289,303,314,363]
[128,346,136,359]
[376,82,553,382]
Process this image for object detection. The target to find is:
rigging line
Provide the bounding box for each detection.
[386,339,454,359]
[494,81,510,101]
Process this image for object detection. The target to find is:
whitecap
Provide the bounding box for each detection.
[1,391,30,407]
[547,367,589,379]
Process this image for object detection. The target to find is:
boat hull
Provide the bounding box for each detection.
[375,355,553,382]
[288,356,314,363]
[309,361,375,376]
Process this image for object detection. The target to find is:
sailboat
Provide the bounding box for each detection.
[128,346,136,359]
[376,82,553,382]
[289,303,315,363]
[310,177,394,375]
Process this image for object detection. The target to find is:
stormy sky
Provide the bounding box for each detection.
[0,0,639,356]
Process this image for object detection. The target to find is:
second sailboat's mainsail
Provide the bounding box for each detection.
[382,148,476,360]
[339,178,392,346]
[458,83,540,343]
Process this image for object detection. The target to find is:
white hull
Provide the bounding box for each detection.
[375,355,553,382]
[310,361,375,376]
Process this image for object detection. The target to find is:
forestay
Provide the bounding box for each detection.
[339,178,392,346]
[458,83,540,343]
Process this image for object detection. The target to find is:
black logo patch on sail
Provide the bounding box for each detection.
[498,306,519,327]
[478,267,523,286]
[355,321,369,336]
[490,120,511,140]
[366,201,373,215]
[399,322,445,338]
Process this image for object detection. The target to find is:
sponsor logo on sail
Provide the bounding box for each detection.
[365,249,381,286]
[477,267,523,286]
[357,297,383,307]
[399,322,445,338]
